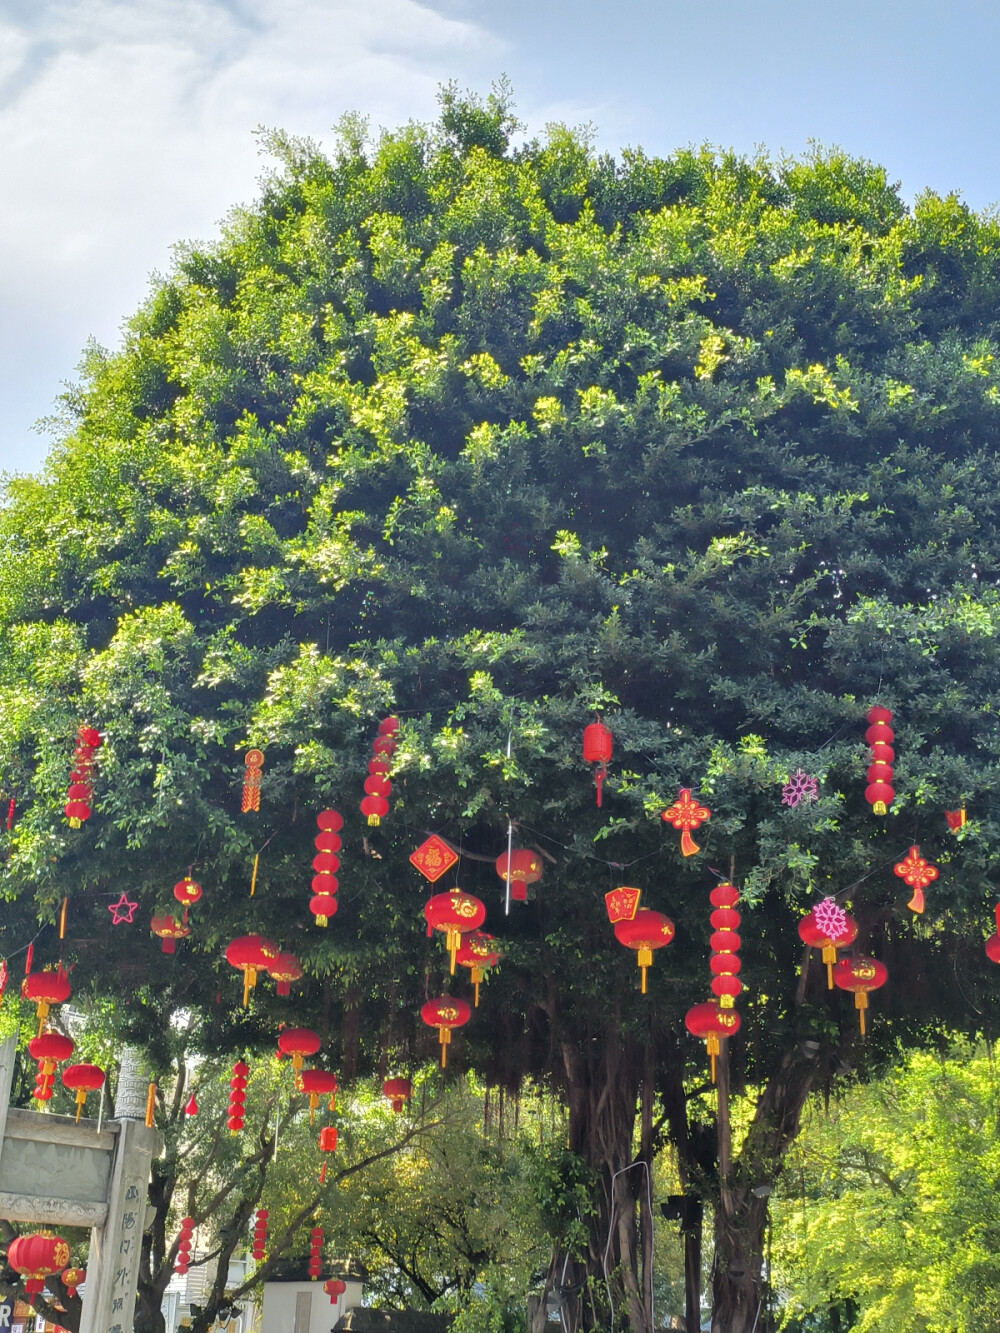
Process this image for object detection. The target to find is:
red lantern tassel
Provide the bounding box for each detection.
[679,829,700,857]
[595,764,606,807]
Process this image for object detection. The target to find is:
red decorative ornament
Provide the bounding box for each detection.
[945,807,967,832]
[708,883,742,1008]
[310,811,342,926]
[604,886,641,924]
[455,931,500,1006]
[150,914,190,954]
[382,1077,413,1113]
[267,951,303,997]
[65,724,101,827]
[241,749,265,813]
[324,1278,347,1305]
[361,720,398,824]
[409,835,459,883]
[864,706,895,815]
[893,844,938,914]
[318,1125,338,1181]
[107,892,138,925]
[614,909,675,994]
[421,996,472,1068]
[661,789,711,856]
[225,935,278,1006]
[834,955,888,1034]
[495,848,543,902]
[685,999,741,1083]
[22,968,71,1036]
[29,1031,74,1102]
[173,877,202,906]
[423,890,486,973]
[60,1267,86,1299]
[62,1063,105,1122]
[798,904,858,988]
[184,1093,198,1116]
[582,717,613,807]
[174,1216,195,1276]
[308,1225,324,1281]
[299,1070,339,1124]
[251,1209,268,1263]
[227,1061,249,1132]
[277,1028,320,1073]
[8,1232,71,1296]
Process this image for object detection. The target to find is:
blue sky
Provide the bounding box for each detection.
[3,0,999,474]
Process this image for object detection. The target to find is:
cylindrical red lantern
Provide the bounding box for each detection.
[22,969,71,1035]
[318,1124,338,1181]
[382,1077,413,1113]
[267,952,303,997]
[225,935,278,1006]
[495,848,543,902]
[614,910,675,993]
[277,1028,320,1073]
[834,955,888,1034]
[227,1061,249,1132]
[455,931,500,1006]
[150,914,190,954]
[299,1069,339,1124]
[423,890,486,973]
[420,997,471,1067]
[582,718,613,806]
[62,1063,106,1122]
[8,1232,71,1296]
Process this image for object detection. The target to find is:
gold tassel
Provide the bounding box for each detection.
[249,853,259,898]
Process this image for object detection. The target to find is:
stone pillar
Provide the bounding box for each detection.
[114,1046,150,1121]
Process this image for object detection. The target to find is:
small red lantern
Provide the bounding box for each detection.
[455,931,500,1006]
[8,1232,71,1296]
[22,968,71,1035]
[299,1069,339,1123]
[360,794,389,826]
[421,997,471,1067]
[62,1063,105,1122]
[174,1216,195,1276]
[798,903,858,989]
[29,1032,74,1102]
[382,1077,413,1113]
[225,935,278,1006]
[661,789,711,856]
[318,1124,338,1181]
[150,914,190,954]
[251,1209,268,1262]
[267,951,303,997]
[893,845,938,915]
[685,999,741,1083]
[423,890,486,973]
[864,707,895,815]
[60,1267,86,1299]
[228,1061,249,1132]
[324,1278,347,1305]
[277,1028,320,1073]
[308,1225,323,1281]
[582,717,613,807]
[614,909,675,993]
[834,955,888,1034]
[241,749,265,813]
[173,877,202,906]
[495,848,543,902]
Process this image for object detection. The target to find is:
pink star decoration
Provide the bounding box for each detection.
[108,892,138,925]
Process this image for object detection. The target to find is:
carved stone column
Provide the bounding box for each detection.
[114,1046,149,1121]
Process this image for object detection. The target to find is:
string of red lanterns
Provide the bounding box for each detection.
[65,725,101,828]
[227,1061,249,1132]
[250,1209,268,1263]
[311,810,342,927]
[360,717,399,826]
[864,706,895,815]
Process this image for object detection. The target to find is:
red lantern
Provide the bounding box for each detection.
[318,1125,338,1181]
[309,893,339,925]
[277,1028,320,1073]
[308,1225,324,1281]
[150,914,190,954]
[382,1077,413,1113]
[22,968,71,1035]
[423,890,486,973]
[60,1267,86,1299]
[798,904,858,988]
[174,1216,194,1276]
[173,877,202,906]
[661,789,711,856]
[685,999,741,1083]
[8,1232,71,1296]
[299,1070,339,1124]
[267,952,303,997]
[227,1061,249,1132]
[864,707,895,814]
[62,1064,105,1122]
[241,749,264,813]
[360,794,389,826]
[251,1209,268,1262]
[65,724,101,827]
[893,845,938,915]
[225,935,278,1006]
[455,931,500,1006]
[495,848,543,902]
[582,718,613,806]
[421,997,471,1067]
[834,955,888,1034]
[317,810,344,833]
[323,1278,347,1305]
[29,1031,74,1102]
[614,909,675,994]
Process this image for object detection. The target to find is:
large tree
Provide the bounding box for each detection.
[4,81,1000,1330]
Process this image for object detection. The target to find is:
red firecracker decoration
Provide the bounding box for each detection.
[382,1077,413,1113]
[661,789,711,856]
[614,909,675,994]
[424,890,486,973]
[150,914,190,954]
[60,1267,86,1299]
[318,1125,338,1181]
[173,877,202,906]
[324,1278,347,1306]
[241,749,264,813]
[62,1063,105,1122]
[299,1070,339,1125]
[22,968,71,1036]
[421,997,471,1067]
[361,719,399,825]
[29,1031,74,1102]
[864,706,895,815]
[893,844,938,915]
[308,1225,324,1280]
[834,955,888,1035]
[267,951,303,997]
[455,931,500,1006]
[684,1000,741,1084]
[582,717,613,807]
[174,1217,195,1276]
[225,935,278,1006]
[708,883,742,1008]
[798,901,858,989]
[495,848,543,902]
[227,1061,249,1132]
[65,725,101,827]
[310,810,342,926]
[251,1209,268,1263]
[409,834,458,883]
[277,1028,320,1073]
[604,886,641,924]
[945,807,967,832]
[5,797,14,831]
[8,1233,71,1296]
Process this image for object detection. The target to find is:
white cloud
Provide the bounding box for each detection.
[0,0,500,472]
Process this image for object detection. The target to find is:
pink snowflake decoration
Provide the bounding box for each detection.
[781,769,819,808]
[813,896,848,942]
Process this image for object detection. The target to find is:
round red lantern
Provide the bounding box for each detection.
[423,890,486,974]
[22,969,71,1035]
[317,809,344,833]
[174,1216,195,1276]
[29,1032,74,1102]
[62,1064,105,1122]
[834,955,888,1034]
[150,914,190,954]
[614,910,675,994]
[798,906,858,988]
[173,877,202,906]
[382,1077,412,1113]
[8,1232,71,1295]
[227,1060,249,1132]
[308,1225,324,1281]
[277,1028,320,1072]
[267,952,303,997]
[421,997,471,1068]
[309,893,339,926]
[60,1267,85,1299]
[582,718,613,806]
[225,935,278,1006]
[378,716,400,736]
[299,1069,339,1123]
[323,1278,347,1305]
[251,1209,268,1262]
[455,931,500,1006]
[360,794,389,826]
[685,999,741,1082]
[495,849,543,903]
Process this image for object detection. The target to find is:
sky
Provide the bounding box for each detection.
[3,0,999,475]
